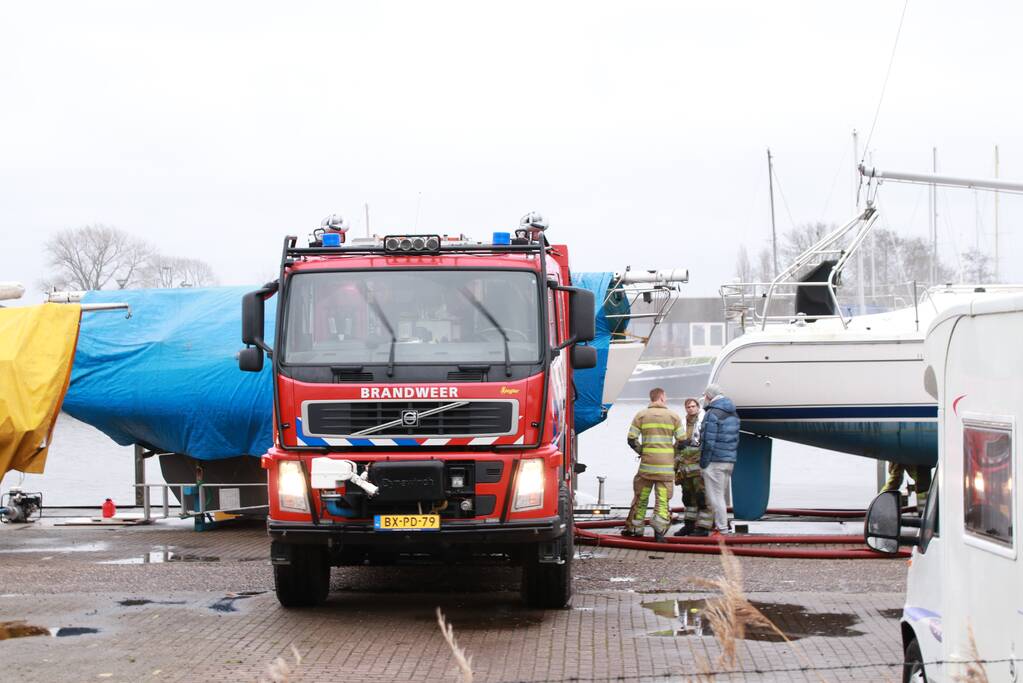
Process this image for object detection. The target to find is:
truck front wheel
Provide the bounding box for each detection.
[522,490,574,608]
[521,537,572,609]
[273,544,330,608]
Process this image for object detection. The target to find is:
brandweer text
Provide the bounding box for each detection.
[360,387,460,399]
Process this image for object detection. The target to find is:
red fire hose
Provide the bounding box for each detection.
[575,509,911,559]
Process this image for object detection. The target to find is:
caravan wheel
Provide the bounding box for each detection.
[902,638,926,683]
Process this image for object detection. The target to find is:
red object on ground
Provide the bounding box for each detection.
[574,518,912,559]
[101,498,116,518]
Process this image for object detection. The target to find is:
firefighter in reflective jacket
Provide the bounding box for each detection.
[882,461,933,515]
[674,397,713,536]
[624,387,685,542]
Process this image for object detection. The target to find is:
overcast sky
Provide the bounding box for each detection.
[2,1,1022,299]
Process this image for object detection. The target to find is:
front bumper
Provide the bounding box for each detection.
[268,515,566,546]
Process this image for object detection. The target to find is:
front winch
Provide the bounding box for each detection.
[309,458,379,496]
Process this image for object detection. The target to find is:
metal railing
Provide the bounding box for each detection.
[721,207,879,332]
[134,482,267,522]
[604,269,689,343]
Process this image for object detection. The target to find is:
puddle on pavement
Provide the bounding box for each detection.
[0,621,100,640]
[0,542,108,554]
[117,599,187,607]
[54,627,100,637]
[99,548,221,564]
[209,591,264,613]
[574,550,608,560]
[641,598,864,641]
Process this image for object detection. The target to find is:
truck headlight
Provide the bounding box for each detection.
[278,460,309,512]
[512,458,545,511]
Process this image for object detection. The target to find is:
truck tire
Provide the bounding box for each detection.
[521,489,574,609]
[903,637,926,683]
[521,541,572,608]
[274,545,330,608]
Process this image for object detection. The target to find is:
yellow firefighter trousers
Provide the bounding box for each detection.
[675,448,713,530]
[626,474,673,534]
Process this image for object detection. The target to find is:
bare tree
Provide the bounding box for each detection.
[857,228,955,291]
[138,255,218,288]
[755,247,774,282]
[734,245,753,282]
[772,222,955,299]
[176,257,218,287]
[41,224,153,291]
[961,248,993,284]
[779,222,832,263]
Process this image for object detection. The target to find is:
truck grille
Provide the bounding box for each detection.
[303,400,517,437]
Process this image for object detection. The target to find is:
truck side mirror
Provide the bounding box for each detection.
[864,490,916,554]
[571,344,597,369]
[238,346,264,372]
[242,290,266,348]
[567,287,595,343]
[239,282,278,372]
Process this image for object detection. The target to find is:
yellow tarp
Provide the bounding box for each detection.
[0,303,80,478]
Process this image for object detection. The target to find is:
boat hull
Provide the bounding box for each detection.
[711,334,938,466]
[620,361,712,401]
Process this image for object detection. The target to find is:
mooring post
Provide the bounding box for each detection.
[134,444,145,506]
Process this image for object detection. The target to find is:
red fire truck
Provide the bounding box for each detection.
[239,217,596,608]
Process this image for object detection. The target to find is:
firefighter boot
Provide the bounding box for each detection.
[673,521,695,537]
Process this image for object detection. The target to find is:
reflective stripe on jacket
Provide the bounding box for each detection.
[628,403,684,482]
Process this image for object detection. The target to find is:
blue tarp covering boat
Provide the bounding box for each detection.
[63,287,275,460]
[63,274,621,460]
[571,272,616,434]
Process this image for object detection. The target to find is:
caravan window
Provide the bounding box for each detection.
[963,424,1013,547]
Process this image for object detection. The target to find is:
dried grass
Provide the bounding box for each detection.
[691,542,823,681]
[259,645,303,683]
[436,607,474,683]
[953,624,989,683]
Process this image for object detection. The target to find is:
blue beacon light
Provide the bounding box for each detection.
[492,231,511,245]
[321,232,342,247]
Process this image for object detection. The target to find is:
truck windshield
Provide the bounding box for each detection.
[283,270,541,365]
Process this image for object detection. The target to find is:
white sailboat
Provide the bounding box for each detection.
[712,166,1023,468]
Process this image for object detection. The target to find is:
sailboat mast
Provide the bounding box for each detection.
[767,148,778,277]
[853,130,866,313]
[930,147,938,285]
[994,145,1000,282]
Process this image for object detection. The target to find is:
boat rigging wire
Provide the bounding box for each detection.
[770,164,798,230]
[861,0,911,163]
[819,137,850,218]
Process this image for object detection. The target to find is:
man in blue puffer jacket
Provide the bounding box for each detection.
[699,383,741,536]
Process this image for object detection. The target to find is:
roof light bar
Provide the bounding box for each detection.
[383,234,441,254]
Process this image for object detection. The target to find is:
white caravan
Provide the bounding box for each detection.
[865,291,1023,682]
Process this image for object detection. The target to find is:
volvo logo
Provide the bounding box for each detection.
[401,409,419,426]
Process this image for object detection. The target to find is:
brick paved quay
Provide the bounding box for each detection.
[0,517,908,682]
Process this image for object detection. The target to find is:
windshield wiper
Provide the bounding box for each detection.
[357,287,398,377]
[459,287,512,377]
